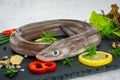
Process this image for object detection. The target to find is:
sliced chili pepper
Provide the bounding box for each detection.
[29,61,57,74]
[2,28,16,35]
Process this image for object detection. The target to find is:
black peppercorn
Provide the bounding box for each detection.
[3,46,7,50]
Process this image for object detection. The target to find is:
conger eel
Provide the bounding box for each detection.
[10,19,101,61]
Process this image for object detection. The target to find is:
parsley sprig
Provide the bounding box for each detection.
[62,57,73,66]
[109,47,120,57]
[83,44,97,57]
[35,31,57,43]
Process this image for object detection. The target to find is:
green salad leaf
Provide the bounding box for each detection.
[89,11,114,31]
[113,27,120,37]
[89,11,117,39]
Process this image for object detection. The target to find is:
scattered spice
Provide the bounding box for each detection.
[0,59,9,66]
[0,55,24,67]
[6,63,15,69]
[111,42,120,48]
[24,54,28,58]
[9,62,13,66]
[20,68,25,72]
[0,54,25,78]
[2,56,8,60]
[16,65,21,69]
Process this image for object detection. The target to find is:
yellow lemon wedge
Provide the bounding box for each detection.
[78,51,113,67]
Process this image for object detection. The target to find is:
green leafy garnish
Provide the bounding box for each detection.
[4,67,19,78]
[109,47,120,57]
[62,57,73,66]
[83,44,97,57]
[89,4,120,39]
[35,31,57,43]
[113,27,120,37]
[89,11,116,39]
[0,35,10,45]
[106,4,120,37]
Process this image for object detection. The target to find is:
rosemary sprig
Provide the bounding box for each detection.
[62,57,74,66]
[4,67,19,78]
[83,44,97,57]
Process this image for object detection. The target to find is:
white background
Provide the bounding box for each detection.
[0,0,120,80]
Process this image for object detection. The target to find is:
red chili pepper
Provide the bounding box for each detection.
[29,61,57,74]
[2,28,16,35]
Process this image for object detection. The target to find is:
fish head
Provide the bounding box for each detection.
[36,40,70,61]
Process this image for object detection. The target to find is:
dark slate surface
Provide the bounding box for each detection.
[0,37,120,80]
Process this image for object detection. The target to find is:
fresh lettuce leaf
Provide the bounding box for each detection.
[89,11,114,30]
[113,27,120,37]
[113,31,120,37]
[89,11,115,39]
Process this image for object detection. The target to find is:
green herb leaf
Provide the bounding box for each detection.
[4,67,19,78]
[35,31,57,43]
[62,57,73,66]
[89,11,116,39]
[0,35,10,45]
[113,27,120,37]
[109,47,120,57]
[83,44,97,57]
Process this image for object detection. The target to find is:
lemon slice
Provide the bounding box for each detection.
[78,51,113,67]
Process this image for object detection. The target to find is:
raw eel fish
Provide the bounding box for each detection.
[10,19,101,61]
